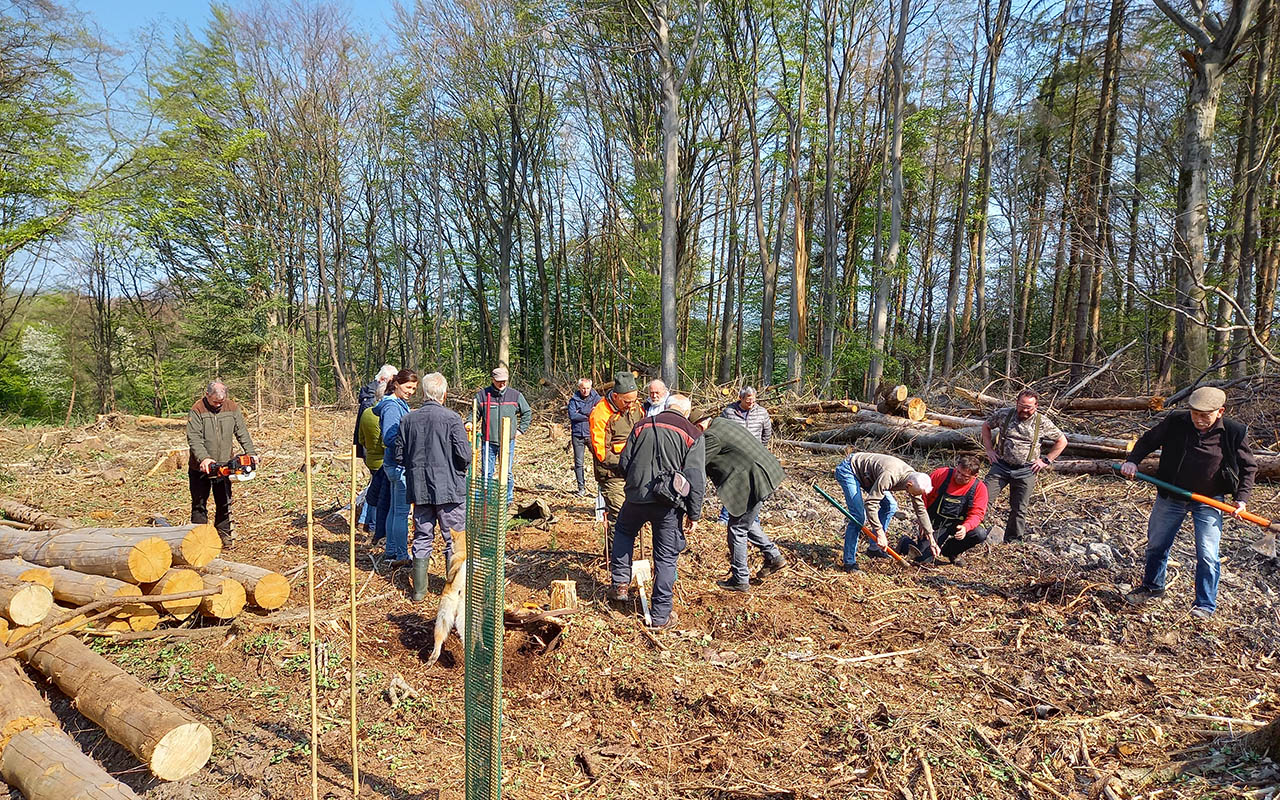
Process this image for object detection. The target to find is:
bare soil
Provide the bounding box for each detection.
[0,403,1277,800]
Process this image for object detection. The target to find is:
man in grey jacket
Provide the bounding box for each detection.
[393,373,473,601]
[186,381,256,546]
[610,395,705,630]
[720,386,772,444]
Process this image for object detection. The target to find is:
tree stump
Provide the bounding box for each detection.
[550,580,578,611]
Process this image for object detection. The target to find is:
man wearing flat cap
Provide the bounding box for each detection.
[1122,386,1257,618]
[589,371,644,561]
[474,365,531,505]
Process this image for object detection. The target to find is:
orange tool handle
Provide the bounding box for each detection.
[861,526,910,566]
[1187,491,1273,528]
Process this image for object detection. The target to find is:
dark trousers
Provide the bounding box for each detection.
[609,501,685,625]
[367,468,389,542]
[984,461,1035,541]
[189,470,233,536]
[571,436,589,490]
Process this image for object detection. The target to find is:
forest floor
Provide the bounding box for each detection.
[0,400,1278,800]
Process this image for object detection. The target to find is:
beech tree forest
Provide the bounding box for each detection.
[3,0,1279,417]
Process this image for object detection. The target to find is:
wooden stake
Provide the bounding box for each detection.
[348,444,360,796]
[304,385,318,800]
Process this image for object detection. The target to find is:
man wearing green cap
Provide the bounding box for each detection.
[1122,386,1257,618]
[589,372,644,559]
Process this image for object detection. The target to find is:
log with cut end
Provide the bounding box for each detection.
[136,415,187,429]
[0,557,53,588]
[0,659,140,799]
[0,577,53,626]
[47,566,142,607]
[903,397,927,421]
[0,526,172,583]
[785,400,860,414]
[143,569,205,619]
[120,525,221,568]
[201,559,289,610]
[1058,395,1165,412]
[0,498,76,530]
[18,634,213,781]
[198,575,245,619]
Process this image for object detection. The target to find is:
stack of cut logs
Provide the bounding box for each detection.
[0,499,291,798]
[775,387,1280,479]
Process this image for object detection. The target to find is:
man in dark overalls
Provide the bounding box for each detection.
[897,454,991,566]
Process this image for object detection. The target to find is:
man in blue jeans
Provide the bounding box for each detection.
[1123,386,1257,619]
[833,452,933,570]
[473,365,532,505]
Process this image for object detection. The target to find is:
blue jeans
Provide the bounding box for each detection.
[380,465,410,560]
[484,440,515,505]
[1141,494,1222,613]
[726,500,781,583]
[834,460,897,566]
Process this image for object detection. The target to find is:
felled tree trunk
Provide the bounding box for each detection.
[198,576,246,619]
[0,659,140,799]
[119,525,221,568]
[0,577,53,626]
[201,560,290,610]
[142,569,204,620]
[0,527,171,583]
[46,567,157,631]
[0,557,53,588]
[18,635,213,781]
[1058,396,1165,411]
[0,498,76,530]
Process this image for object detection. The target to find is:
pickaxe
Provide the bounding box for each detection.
[1113,463,1279,558]
[812,484,911,566]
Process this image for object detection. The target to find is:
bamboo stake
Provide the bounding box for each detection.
[348,444,360,796]
[304,385,318,800]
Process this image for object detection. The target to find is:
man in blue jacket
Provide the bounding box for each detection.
[473,365,532,505]
[393,373,472,601]
[566,377,601,496]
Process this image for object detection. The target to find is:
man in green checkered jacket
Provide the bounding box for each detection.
[694,412,788,592]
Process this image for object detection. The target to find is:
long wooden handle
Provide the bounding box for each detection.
[812,484,910,566]
[1115,463,1277,530]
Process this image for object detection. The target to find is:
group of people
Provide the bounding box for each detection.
[177,368,1257,629]
[568,380,1256,625]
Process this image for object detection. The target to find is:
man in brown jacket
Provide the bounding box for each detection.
[186,381,257,545]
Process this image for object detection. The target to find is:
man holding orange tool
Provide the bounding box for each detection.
[1122,387,1258,618]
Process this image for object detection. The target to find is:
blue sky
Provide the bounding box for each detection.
[73,0,399,44]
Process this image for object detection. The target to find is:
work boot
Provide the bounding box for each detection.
[411,558,429,602]
[576,485,587,497]
[649,610,679,630]
[1123,586,1165,606]
[219,529,236,550]
[607,584,630,603]
[716,578,750,593]
[1190,606,1213,620]
[757,554,788,579]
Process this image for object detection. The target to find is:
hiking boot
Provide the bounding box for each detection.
[949,554,967,568]
[839,562,861,573]
[716,578,750,593]
[219,530,236,549]
[1190,606,1214,620]
[1003,532,1023,543]
[607,585,630,603]
[865,547,890,559]
[1124,586,1166,606]
[411,558,429,602]
[649,610,679,630]
[757,555,788,579]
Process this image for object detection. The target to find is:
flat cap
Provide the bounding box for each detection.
[491,366,509,381]
[1187,386,1226,412]
[613,371,638,394]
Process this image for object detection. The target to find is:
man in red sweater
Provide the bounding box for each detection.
[896,454,990,565]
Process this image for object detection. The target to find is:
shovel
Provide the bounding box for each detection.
[1114,463,1280,558]
[812,484,911,566]
[632,558,653,626]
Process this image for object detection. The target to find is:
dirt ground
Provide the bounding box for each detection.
[0,402,1277,800]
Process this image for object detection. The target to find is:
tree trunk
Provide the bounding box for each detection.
[201,559,290,610]
[19,634,213,780]
[870,0,911,394]
[0,659,141,799]
[0,577,52,626]
[942,17,980,379]
[199,575,246,620]
[0,528,171,583]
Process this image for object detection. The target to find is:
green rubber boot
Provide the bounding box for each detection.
[411,558,429,602]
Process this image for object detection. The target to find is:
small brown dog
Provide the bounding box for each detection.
[425,528,466,667]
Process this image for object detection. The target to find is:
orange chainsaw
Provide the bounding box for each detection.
[207,454,257,482]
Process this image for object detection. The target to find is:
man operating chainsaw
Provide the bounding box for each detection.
[187,381,257,547]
